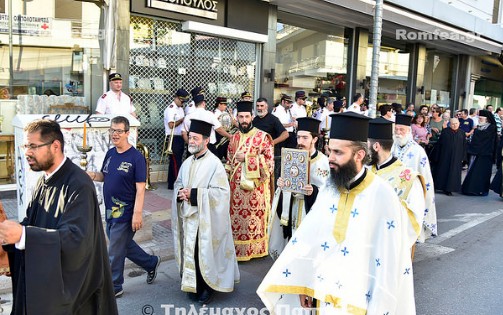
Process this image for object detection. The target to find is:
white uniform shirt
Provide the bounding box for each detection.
[347,102,362,114]
[96,90,136,116]
[272,105,294,132]
[185,101,196,116]
[319,109,335,131]
[164,102,185,136]
[183,108,222,144]
[290,102,307,119]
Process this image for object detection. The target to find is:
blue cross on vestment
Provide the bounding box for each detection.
[283,269,291,277]
[321,242,330,251]
[351,209,359,218]
[420,156,427,167]
[407,151,414,160]
[330,205,337,213]
[387,220,395,229]
[341,247,349,256]
[291,237,298,245]
[375,258,381,267]
[404,268,411,275]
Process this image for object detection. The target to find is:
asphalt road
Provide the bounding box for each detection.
[114,189,503,315]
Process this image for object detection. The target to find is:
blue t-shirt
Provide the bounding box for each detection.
[101,146,146,223]
[458,117,474,134]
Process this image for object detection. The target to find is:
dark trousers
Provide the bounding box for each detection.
[168,135,185,190]
[106,221,157,291]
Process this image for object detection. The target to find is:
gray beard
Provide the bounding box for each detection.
[188,143,205,155]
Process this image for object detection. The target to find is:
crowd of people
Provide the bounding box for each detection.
[0,71,501,314]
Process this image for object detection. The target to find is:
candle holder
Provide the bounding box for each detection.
[77,145,93,170]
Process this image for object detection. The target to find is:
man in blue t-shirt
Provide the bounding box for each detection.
[88,116,160,298]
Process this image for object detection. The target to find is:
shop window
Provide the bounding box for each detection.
[366,45,410,107]
[275,23,348,106]
[0,46,74,97]
[423,51,453,108]
[55,0,82,20]
[0,0,5,14]
[129,16,257,164]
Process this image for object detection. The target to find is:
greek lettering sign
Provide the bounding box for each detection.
[147,0,218,20]
[0,14,51,36]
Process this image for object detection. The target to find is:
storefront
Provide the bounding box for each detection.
[129,0,269,164]
[472,55,503,109]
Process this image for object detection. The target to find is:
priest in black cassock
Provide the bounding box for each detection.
[0,119,117,315]
[462,110,498,196]
[432,117,466,195]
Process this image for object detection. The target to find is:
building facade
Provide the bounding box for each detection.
[0,0,502,188]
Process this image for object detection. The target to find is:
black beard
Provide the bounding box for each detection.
[368,146,379,166]
[328,158,358,190]
[239,122,253,134]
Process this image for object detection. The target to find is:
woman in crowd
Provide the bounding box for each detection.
[411,114,431,147]
[429,108,444,144]
[462,110,498,196]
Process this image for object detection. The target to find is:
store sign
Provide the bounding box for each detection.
[0,14,51,36]
[147,0,219,20]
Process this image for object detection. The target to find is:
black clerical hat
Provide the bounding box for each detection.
[189,119,213,138]
[236,101,253,113]
[368,117,393,140]
[297,117,320,134]
[395,114,412,126]
[329,111,371,141]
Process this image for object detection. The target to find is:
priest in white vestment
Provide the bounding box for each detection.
[172,119,239,304]
[258,112,416,315]
[269,117,330,260]
[391,114,438,242]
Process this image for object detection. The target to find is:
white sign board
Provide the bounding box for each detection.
[13,114,140,220]
[0,14,52,36]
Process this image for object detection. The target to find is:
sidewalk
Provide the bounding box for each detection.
[0,182,176,312]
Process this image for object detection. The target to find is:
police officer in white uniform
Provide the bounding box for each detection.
[164,88,189,189]
[96,73,137,118]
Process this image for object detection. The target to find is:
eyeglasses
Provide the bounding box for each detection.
[22,141,54,151]
[108,128,128,135]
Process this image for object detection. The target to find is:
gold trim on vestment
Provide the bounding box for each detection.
[333,171,375,244]
[264,285,367,314]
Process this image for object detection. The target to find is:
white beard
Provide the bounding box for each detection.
[393,132,412,147]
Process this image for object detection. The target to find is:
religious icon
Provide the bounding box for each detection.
[281,148,309,194]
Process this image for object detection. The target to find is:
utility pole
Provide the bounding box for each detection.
[8,0,13,98]
[369,0,383,118]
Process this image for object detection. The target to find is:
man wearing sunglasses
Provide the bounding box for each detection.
[88,116,161,298]
[0,119,117,314]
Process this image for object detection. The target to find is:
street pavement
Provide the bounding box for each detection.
[1,172,503,314]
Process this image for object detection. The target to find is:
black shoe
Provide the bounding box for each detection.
[187,292,198,301]
[115,288,124,298]
[444,191,452,196]
[146,256,161,284]
[198,289,214,304]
